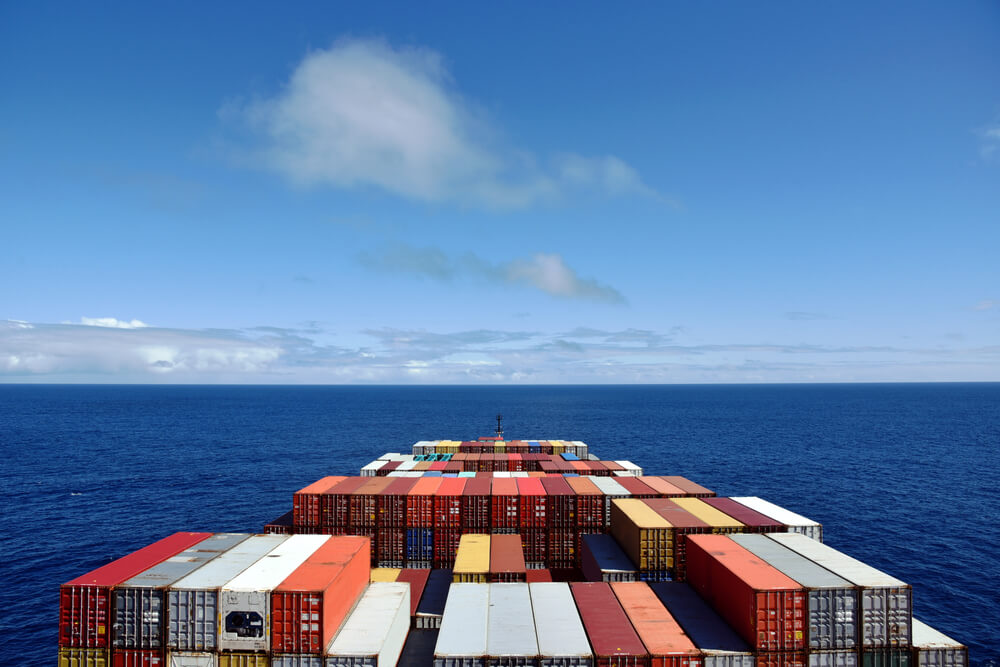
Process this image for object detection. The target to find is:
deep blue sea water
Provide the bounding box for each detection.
[2,384,998,665]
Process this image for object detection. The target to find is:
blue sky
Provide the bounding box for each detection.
[1,2,998,383]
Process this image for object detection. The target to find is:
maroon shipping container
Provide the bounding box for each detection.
[433,478,466,528]
[349,477,394,529]
[323,477,369,528]
[377,460,402,476]
[702,497,784,532]
[685,534,806,651]
[59,532,212,648]
[567,477,605,529]
[406,478,442,528]
[538,460,559,474]
[443,461,463,474]
[541,476,576,527]
[112,650,162,666]
[350,526,377,561]
[614,477,658,498]
[525,569,553,583]
[490,534,527,582]
[601,461,626,473]
[433,528,463,567]
[265,510,294,535]
[271,536,370,654]
[378,477,418,528]
[461,477,492,529]
[547,528,577,569]
[509,453,524,472]
[516,477,547,528]
[491,478,519,531]
[294,476,346,528]
[396,568,431,617]
[570,582,649,667]
[377,527,405,566]
[523,528,548,564]
[755,652,807,667]
[643,499,710,581]
[661,476,715,497]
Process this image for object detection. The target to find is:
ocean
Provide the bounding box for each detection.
[2,383,998,665]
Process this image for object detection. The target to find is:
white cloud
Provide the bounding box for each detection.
[980,124,1000,159]
[237,39,656,207]
[79,317,149,329]
[973,299,997,311]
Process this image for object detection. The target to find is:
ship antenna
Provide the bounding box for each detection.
[495,413,504,438]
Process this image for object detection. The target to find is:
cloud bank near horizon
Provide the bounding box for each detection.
[3,319,997,384]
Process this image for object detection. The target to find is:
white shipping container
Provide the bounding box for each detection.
[613,461,643,476]
[274,656,324,667]
[767,532,911,648]
[168,652,218,667]
[911,618,967,667]
[326,582,410,667]
[587,477,631,526]
[494,471,512,478]
[398,460,419,471]
[486,584,538,663]
[511,472,529,478]
[361,460,387,477]
[378,453,402,461]
[434,583,489,666]
[729,496,823,541]
[809,651,858,667]
[218,534,331,651]
[528,583,593,666]
[168,534,290,650]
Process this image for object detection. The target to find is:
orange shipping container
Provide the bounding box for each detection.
[611,582,701,667]
[293,476,346,527]
[406,478,442,527]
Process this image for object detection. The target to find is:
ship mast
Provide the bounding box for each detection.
[495,413,503,439]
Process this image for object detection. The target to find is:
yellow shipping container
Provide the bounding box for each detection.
[219,652,269,667]
[453,533,491,582]
[671,497,744,532]
[610,498,674,571]
[370,567,402,582]
[58,648,108,667]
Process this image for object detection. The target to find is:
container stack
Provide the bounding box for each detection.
[58,437,969,667]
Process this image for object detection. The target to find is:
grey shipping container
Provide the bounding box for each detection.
[730,533,858,650]
[648,582,753,667]
[528,583,593,667]
[168,534,290,651]
[325,582,410,667]
[415,569,452,629]
[579,534,637,583]
[486,583,538,665]
[272,656,323,667]
[768,533,912,648]
[810,652,860,667]
[168,652,218,667]
[434,583,489,667]
[113,533,250,650]
[910,619,967,667]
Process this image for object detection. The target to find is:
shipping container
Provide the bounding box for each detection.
[325,582,410,667]
[271,535,369,654]
[755,652,807,667]
[434,528,464,568]
[685,534,805,652]
[569,582,648,666]
[114,533,250,650]
[112,649,164,666]
[264,511,294,536]
[729,498,822,542]
[808,652,859,667]
[910,619,967,667]
[517,477,548,529]
[461,478,493,530]
[580,534,638,583]
[641,500,710,582]
[400,629,440,666]
[370,568,401,582]
[491,478,520,531]
[407,478,443,528]
[613,478,658,498]
[861,651,912,667]
[611,582,700,667]
[528,583,593,667]
[610,499,673,572]
[323,478,369,529]
[166,652,217,667]
[58,648,109,667]
[434,583,490,666]
[614,462,643,477]
[415,569,452,630]
[668,498,743,534]
[648,583,753,667]
[540,476,576,528]
[294,478,347,528]
[377,478,418,528]
[434,478,467,529]
[525,570,553,583]
[454,534,491,583]
[486,583,539,665]
[218,653,269,667]
[396,568,431,618]
[523,527,550,566]
[702,499,784,533]
[405,528,434,566]
[269,656,320,667]
[659,477,714,498]
[587,477,631,528]
[566,477,604,529]
[361,461,387,477]
[168,535,289,651]
[349,478,394,530]
[219,535,331,652]
[490,534,527,582]
[61,532,213,648]
[636,478,686,497]
[377,527,405,567]
[377,461,401,476]
[767,533,911,649]
[729,533,858,650]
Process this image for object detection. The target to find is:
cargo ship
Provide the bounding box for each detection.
[57,434,968,667]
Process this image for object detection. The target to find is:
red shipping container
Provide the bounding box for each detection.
[570,461,590,475]
[567,477,605,529]
[443,461,463,473]
[584,461,608,476]
[350,526,377,562]
[516,477,547,528]
[433,478,467,528]
[541,476,576,527]
[490,533,527,582]
[547,528,577,568]
[112,650,163,667]
[522,528,548,564]
[755,652,807,667]
[59,532,211,648]
[660,476,715,497]
[509,453,524,472]
[406,478,442,528]
[525,569,553,583]
[643,499,710,581]
[490,478,519,531]
[323,477,368,528]
[428,461,447,471]
[685,534,806,651]
[433,528,463,567]
[377,460,401,476]
[538,460,558,474]
[602,461,626,474]
[377,477,418,528]
[294,476,346,528]
[637,477,686,497]
[349,477,394,529]
[396,567,431,617]
[460,477,492,530]
[614,477,658,498]
[376,527,405,566]
[701,497,784,533]
[271,536,370,654]
[570,582,649,667]
[611,582,701,667]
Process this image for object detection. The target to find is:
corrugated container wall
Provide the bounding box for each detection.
[569,582,648,666]
[580,534,638,583]
[648,583,753,667]
[611,582,700,667]
[529,582,593,666]
[486,583,539,663]
[910,619,967,667]
[433,583,489,666]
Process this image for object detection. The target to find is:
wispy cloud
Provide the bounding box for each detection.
[77,317,150,329]
[785,311,834,321]
[233,38,658,208]
[973,299,997,311]
[980,124,1000,160]
[359,243,627,303]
